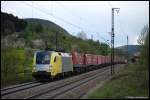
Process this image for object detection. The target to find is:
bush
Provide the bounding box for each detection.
[1,48,35,86]
[1,48,25,76]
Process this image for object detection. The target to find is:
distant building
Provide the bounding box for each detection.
[134,52,140,57]
[131,52,140,62]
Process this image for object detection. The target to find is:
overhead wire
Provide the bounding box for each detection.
[21,1,82,30]
[56,1,110,36]
[51,1,84,32]
[20,1,111,44]
[56,1,92,33]
[56,2,83,22]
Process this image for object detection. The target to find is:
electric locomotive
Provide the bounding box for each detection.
[32,50,73,80]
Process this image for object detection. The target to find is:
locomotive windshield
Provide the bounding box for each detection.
[36,51,51,64]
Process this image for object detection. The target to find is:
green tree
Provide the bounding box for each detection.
[1,48,25,77]
[137,24,149,68]
[2,20,15,37]
[1,12,27,37]
[137,25,149,45]
[99,43,109,55]
[35,23,43,33]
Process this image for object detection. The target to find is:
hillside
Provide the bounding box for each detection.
[1,12,27,37]
[25,18,70,36]
[1,12,109,55]
[116,45,142,56]
[22,18,109,54]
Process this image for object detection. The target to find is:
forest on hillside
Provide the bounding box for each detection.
[1,12,109,55]
[1,12,110,86]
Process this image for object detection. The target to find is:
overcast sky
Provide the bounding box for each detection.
[1,1,149,47]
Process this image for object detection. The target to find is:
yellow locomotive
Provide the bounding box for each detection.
[32,51,73,80]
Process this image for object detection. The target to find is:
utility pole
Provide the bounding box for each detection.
[111,8,120,75]
[56,32,58,51]
[91,35,93,40]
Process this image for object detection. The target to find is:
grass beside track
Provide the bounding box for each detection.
[88,63,149,99]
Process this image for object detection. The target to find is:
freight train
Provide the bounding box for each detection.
[32,50,125,80]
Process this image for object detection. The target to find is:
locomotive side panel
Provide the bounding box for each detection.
[61,53,73,73]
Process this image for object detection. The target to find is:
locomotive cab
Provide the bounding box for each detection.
[32,51,61,79]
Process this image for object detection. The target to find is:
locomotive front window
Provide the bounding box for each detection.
[36,52,51,64]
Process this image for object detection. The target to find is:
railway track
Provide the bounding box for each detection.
[55,64,126,99]
[1,65,108,99]
[31,68,110,99]
[1,81,36,91]
[1,81,44,96]
[1,64,125,99]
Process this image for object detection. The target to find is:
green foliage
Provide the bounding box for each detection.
[99,42,109,55]
[88,63,149,99]
[20,27,32,40]
[2,20,15,37]
[22,18,110,55]
[2,12,110,55]
[1,48,34,86]
[1,11,110,55]
[137,25,149,45]
[35,23,43,33]
[1,48,25,76]
[24,48,34,69]
[1,12,27,37]
[138,24,149,68]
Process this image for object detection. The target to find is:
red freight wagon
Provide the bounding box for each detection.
[100,56,103,64]
[108,56,111,63]
[104,56,107,64]
[107,57,109,63]
[98,55,102,65]
[105,56,108,63]
[107,56,109,63]
[103,56,106,64]
[72,52,85,67]
[107,56,110,63]
[105,56,107,63]
[107,56,111,63]
[85,54,92,66]
[114,56,119,63]
[92,55,98,65]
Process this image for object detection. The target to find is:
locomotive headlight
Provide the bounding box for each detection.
[49,65,52,70]
[48,65,52,72]
[32,67,37,72]
[49,65,52,68]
